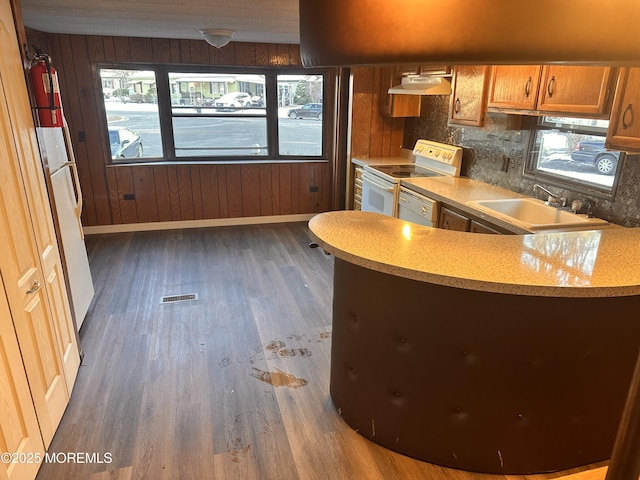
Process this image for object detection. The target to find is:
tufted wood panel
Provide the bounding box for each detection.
[330,257,640,474]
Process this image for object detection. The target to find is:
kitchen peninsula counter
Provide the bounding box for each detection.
[309,210,640,474]
[309,210,640,297]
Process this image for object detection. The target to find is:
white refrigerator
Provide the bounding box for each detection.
[37,127,94,330]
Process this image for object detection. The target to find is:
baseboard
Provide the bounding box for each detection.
[83,214,317,235]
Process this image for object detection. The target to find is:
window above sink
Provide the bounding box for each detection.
[524,116,625,199]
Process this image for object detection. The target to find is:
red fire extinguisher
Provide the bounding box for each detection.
[30,52,64,127]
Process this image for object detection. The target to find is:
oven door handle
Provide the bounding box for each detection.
[362,173,395,192]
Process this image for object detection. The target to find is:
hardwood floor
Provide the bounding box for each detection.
[35,222,607,480]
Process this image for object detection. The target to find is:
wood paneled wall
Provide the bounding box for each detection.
[350,67,405,159]
[27,32,332,226]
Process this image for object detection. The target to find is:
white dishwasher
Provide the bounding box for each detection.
[398,186,439,227]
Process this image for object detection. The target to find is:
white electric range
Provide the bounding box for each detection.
[360,139,463,225]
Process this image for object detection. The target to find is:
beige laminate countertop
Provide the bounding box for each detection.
[353,156,611,234]
[309,210,640,298]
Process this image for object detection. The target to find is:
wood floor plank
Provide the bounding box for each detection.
[35,223,610,480]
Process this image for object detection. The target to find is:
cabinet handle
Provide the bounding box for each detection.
[622,103,634,130]
[454,98,460,114]
[547,76,556,98]
[525,77,532,97]
[26,280,41,295]
[443,220,449,229]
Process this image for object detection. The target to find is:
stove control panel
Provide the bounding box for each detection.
[412,139,463,176]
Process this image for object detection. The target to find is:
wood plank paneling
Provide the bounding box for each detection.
[235,43,257,66]
[131,167,158,223]
[200,166,221,219]
[279,164,292,215]
[129,37,154,63]
[177,167,195,220]
[217,166,230,218]
[105,168,121,224]
[30,31,336,227]
[255,44,271,66]
[189,40,209,65]
[259,165,273,216]
[115,168,137,224]
[241,165,261,217]
[114,37,131,62]
[167,166,181,221]
[225,165,243,218]
[152,167,172,222]
[217,43,235,65]
[190,166,203,220]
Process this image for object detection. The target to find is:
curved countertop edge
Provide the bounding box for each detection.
[308,211,640,298]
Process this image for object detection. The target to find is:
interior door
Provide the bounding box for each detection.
[0,0,74,446]
[0,273,46,480]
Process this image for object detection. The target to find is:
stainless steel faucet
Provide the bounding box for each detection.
[533,184,566,207]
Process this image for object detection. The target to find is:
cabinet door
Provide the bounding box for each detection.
[449,66,490,126]
[0,0,75,447]
[438,207,470,231]
[607,67,640,151]
[537,65,614,116]
[487,65,542,111]
[469,220,501,234]
[0,276,46,480]
[379,65,422,117]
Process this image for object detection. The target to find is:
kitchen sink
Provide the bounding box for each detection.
[466,197,609,231]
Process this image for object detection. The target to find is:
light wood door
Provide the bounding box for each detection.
[487,65,542,111]
[0,0,79,395]
[0,274,46,480]
[607,67,640,151]
[0,0,75,447]
[449,65,490,126]
[537,65,614,116]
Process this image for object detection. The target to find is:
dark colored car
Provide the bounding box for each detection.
[109,126,143,159]
[288,103,322,119]
[569,140,620,175]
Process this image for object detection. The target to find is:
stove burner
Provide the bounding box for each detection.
[372,164,444,179]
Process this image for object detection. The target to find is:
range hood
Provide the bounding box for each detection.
[388,74,452,96]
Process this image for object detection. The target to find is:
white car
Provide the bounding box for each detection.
[215,92,253,111]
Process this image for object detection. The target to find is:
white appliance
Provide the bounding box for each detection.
[398,186,439,226]
[37,127,94,329]
[360,139,463,225]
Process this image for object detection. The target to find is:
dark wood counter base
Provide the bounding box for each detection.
[329,258,640,474]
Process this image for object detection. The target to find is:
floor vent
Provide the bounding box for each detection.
[160,293,198,304]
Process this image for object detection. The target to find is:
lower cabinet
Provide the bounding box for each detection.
[438,205,507,234]
[469,220,502,234]
[439,206,470,231]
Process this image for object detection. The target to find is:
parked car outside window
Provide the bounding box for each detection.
[215,92,253,111]
[109,126,143,159]
[288,103,322,120]
[570,139,620,175]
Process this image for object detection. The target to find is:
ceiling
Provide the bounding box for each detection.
[19,0,301,44]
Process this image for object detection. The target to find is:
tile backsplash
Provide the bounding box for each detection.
[403,96,640,227]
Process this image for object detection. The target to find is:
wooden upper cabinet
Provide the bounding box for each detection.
[607,67,640,151]
[379,65,422,117]
[537,66,614,116]
[488,65,614,117]
[487,65,543,111]
[449,66,490,127]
